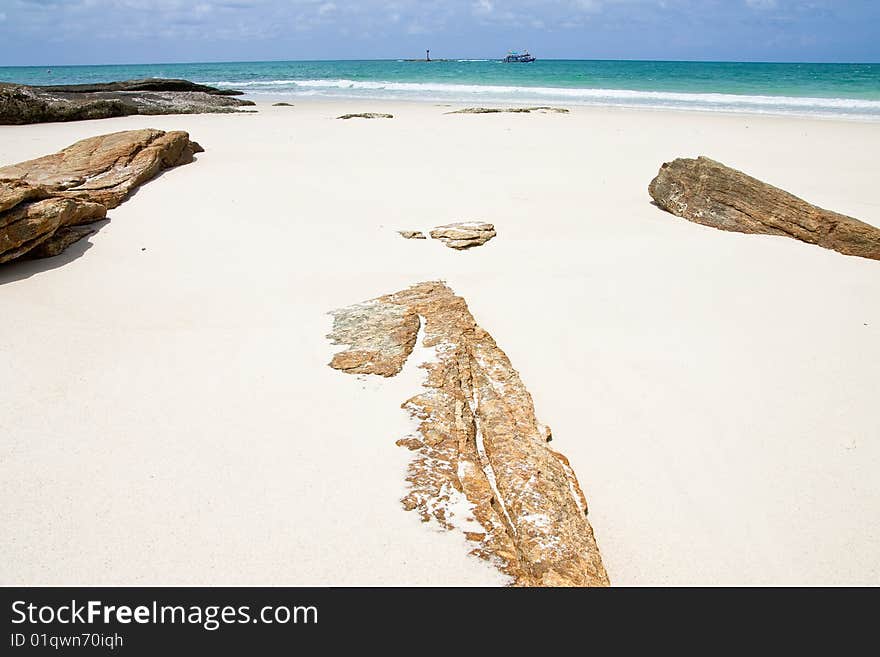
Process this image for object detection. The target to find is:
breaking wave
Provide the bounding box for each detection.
[207,78,880,119]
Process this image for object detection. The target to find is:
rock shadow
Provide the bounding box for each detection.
[0,219,109,285]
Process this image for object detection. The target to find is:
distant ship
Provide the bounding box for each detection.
[502,50,536,63]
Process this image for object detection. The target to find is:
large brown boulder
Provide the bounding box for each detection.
[0,129,202,264]
[649,156,880,261]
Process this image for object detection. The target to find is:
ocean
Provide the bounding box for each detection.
[2,59,879,120]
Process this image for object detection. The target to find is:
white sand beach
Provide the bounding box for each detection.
[1,101,878,585]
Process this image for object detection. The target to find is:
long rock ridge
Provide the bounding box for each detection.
[649,156,880,261]
[328,281,609,586]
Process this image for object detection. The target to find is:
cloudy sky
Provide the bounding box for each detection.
[0,0,877,66]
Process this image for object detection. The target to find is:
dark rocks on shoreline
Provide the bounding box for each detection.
[0,78,254,125]
[337,112,394,120]
[446,106,569,114]
[0,129,202,264]
[649,156,880,261]
[35,79,245,96]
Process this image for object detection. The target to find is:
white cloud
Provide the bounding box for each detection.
[473,0,493,15]
[0,0,867,61]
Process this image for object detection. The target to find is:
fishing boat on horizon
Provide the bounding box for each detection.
[502,50,536,63]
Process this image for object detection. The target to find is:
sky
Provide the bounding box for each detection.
[0,0,878,66]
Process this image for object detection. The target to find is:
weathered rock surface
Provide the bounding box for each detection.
[430,222,496,250]
[398,230,426,240]
[329,300,421,377]
[649,156,880,261]
[0,129,202,264]
[447,106,569,114]
[0,78,253,125]
[337,113,394,120]
[0,197,106,264]
[26,224,101,259]
[37,78,244,96]
[328,282,609,587]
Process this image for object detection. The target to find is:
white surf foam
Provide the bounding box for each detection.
[206,78,880,120]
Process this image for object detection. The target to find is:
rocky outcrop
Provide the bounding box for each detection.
[337,113,394,120]
[430,222,496,250]
[649,156,880,261]
[36,78,244,96]
[0,129,202,264]
[447,107,569,114]
[0,78,253,125]
[398,230,426,240]
[328,282,609,587]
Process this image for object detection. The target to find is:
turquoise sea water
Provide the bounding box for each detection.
[2,60,879,119]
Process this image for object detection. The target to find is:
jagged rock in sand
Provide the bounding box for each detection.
[649,156,880,261]
[398,230,426,240]
[0,129,202,264]
[328,282,609,587]
[336,113,394,120]
[447,106,569,114]
[329,301,421,377]
[430,222,496,250]
[0,78,253,125]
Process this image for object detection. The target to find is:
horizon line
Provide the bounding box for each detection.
[1,57,879,69]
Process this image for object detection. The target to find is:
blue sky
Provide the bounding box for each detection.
[0,0,877,66]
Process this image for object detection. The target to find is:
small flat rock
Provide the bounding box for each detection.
[337,113,394,120]
[430,222,496,250]
[272,102,294,107]
[398,230,426,240]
